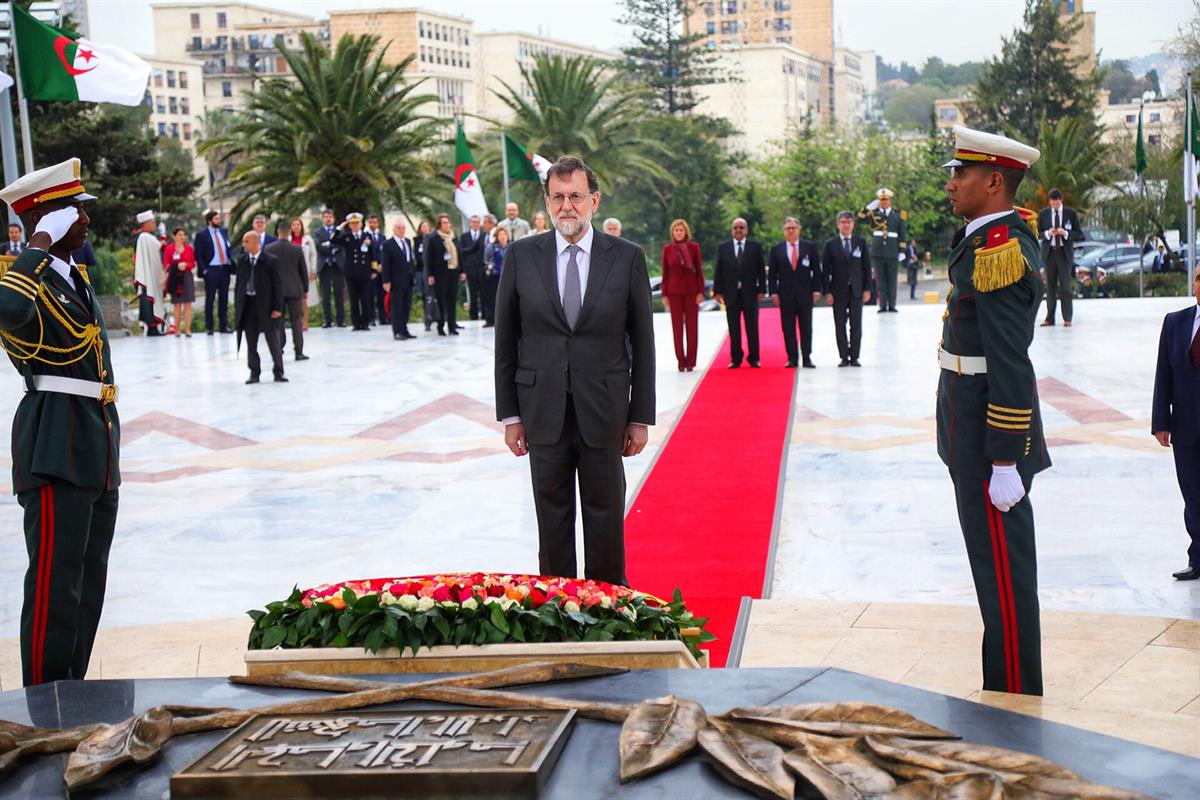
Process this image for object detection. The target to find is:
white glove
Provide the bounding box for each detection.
[898,253,906,263]
[34,206,80,244]
[866,199,881,211]
[988,464,1025,513]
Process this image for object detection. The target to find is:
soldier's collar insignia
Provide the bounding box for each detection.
[986,225,1010,247]
[971,236,983,247]
[58,292,69,303]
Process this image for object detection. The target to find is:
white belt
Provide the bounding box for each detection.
[938,348,987,375]
[872,231,899,238]
[27,375,119,404]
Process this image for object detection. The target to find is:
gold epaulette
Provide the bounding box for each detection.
[900,210,908,221]
[1013,205,1038,238]
[0,254,14,279]
[973,237,1026,292]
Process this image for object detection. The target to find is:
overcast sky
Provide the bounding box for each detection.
[90,0,1192,67]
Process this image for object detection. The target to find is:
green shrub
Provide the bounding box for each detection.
[1104,272,1189,298]
[90,244,135,299]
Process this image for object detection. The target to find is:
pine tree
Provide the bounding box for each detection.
[968,0,1100,142]
[618,0,723,114]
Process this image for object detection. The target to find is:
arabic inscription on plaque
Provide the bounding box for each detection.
[171,708,576,799]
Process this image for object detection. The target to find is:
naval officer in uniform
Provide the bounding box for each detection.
[939,127,1050,696]
[857,187,908,313]
[0,159,120,686]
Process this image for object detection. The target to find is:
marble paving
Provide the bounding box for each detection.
[0,298,1197,641]
[739,598,1200,757]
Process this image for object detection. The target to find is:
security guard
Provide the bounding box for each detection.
[0,159,120,686]
[857,187,908,312]
[938,127,1048,696]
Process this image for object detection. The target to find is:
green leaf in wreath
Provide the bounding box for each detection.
[510,617,526,642]
[432,611,451,639]
[259,626,287,649]
[489,603,511,634]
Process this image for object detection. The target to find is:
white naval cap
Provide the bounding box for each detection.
[0,158,96,215]
[943,126,1040,170]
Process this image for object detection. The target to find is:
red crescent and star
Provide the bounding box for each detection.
[54,35,97,76]
[454,163,475,190]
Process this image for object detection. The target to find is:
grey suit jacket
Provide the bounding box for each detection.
[494,227,655,449]
[264,239,309,300]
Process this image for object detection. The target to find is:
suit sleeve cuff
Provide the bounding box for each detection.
[501,416,522,426]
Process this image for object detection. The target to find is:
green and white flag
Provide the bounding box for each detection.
[1187,93,1200,204]
[454,122,489,219]
[13,5,151,105]
[503,132,550,182]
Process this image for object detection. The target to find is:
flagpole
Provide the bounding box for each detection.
[9,1,35,172]
[500,130,510,208]
[1189,74,1196,288]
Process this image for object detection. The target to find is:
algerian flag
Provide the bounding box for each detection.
[1186,91,1200,204]
[454,122,489,219]
[1134,106,1147,178]
[503,132,550,182]
[13,5,151,106]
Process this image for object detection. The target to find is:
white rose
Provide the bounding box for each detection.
[462,597,479,610]
[500,597,518,611]
[564,600,581,613]
[380,593,397,605]
[440,600,458,609]
[483,595,500,605]
[416,596,436,612]
[599,595,613,608]
[516,584,530,597]
[398,594,419,611]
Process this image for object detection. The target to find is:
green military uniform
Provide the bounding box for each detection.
[0,161,120,687]
[857,199,907,312]
[936,209,1048,696]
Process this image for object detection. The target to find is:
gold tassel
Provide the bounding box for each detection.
[0,254,15,280]
[1013,205,1038,238]
[973,238,1026,292]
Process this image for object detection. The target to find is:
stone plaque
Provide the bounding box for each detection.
[171,708,576,799]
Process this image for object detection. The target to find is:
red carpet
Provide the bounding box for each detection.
[625,309,796,667]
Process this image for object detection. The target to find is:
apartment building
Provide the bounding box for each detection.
[685,0,833,62]
[145,55,208,184]
[475,31,614,126]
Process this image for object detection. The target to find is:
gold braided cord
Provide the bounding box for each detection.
[0,283,104,373]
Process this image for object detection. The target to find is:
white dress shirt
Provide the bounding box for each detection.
[1192,304,1200,344]
[554,225,593,305]
[392,235,409,259]
[963,209,1013,239]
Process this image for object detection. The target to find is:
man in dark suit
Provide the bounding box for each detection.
[770,217,824,368]
[713,217,766,368]
[312,209,346,328]
[1037,188,1084,327]
[1152,269,1200,581]
[235,232,286,384]
[250,214,277,248]
[821,211,872,367]
[193,210,233,334]
[459,214,486,321]
[1151,243,1169,274]
[265,222,310,361]
[381,219,416,340]
[1,223,25,255]
[366,213,386,325]
[333,213,378,331]
[495,156,655,586]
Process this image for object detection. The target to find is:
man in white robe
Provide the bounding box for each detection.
[133,210,165,335]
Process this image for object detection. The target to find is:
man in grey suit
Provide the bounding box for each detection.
[495,156,655,586]
[1037,188,1084,327]
[266,222,310,361]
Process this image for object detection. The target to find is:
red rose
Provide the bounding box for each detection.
[457,586,475,603]
[487,584,506,598]
[528,588,547,607]
[432,585,452,602]
[564,581,581,597]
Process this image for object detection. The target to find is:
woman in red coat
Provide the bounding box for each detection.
[661,219,705,371]
[163,227,197,336]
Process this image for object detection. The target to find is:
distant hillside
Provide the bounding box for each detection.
[1106,52,1185,96]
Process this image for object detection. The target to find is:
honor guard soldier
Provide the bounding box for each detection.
[333,212,378,331]
[939,127,1049,696]
[0,159,120,686]
[857,187,908,312]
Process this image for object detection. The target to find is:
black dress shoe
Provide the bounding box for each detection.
[245,376,260,384]
[207,330,214,336]
[838,358,850,367]
[295,354,310,361]
[437,328,446,336]
[727,362,741,369]
[1172,566,1200,580]
[220,327,234,334]
[877,308,886,313]
[336,323,346,328]
[785,361,798,368]
[802,359,816,368]
[850,359,861,367]
[449,328,460,335]
[482,322,495,328]
[749,360,760,368]
[274,375,289,383]
[401,332,415,339]
[322,323,333,328]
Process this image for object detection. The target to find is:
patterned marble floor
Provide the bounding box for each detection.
[0,297,1196,641]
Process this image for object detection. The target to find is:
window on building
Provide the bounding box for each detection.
[155,96,165,114]
[222,81,233,97]
[191,36,201,50]
[179,71,188,89]
[418,21,424,38]
[1150,111,1162,123]
[182,122,192,141]
[775,36,791,44]
[1124,113,1136,124]
[168,96,178,114]
[190,12,200,29]
[157,122,166,135]
[1149,134,1161,147]
[180,98,190,115]
[720,19,737,33]
[153,70,163,88]
[704,2,715,14]
[216,12,227,29]
[706,21,716,34]
[420,46,426,62]
[939,107,958,121]
[722,0,737,13]
[773,17,791,31]
[169,123,179,138]
[167,70,176,88]
[774,0,790,9]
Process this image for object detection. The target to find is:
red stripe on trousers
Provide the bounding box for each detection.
[32,485,54,685]
[982,480,1017,693]
[991,496,1022,694]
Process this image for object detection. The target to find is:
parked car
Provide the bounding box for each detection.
[1074,244,1145,275]
[1072,241,1108,261]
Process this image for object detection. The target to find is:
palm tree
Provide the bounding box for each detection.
[488,54,669,210]
[1024,117,1113,212]
[197,33,444,229]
